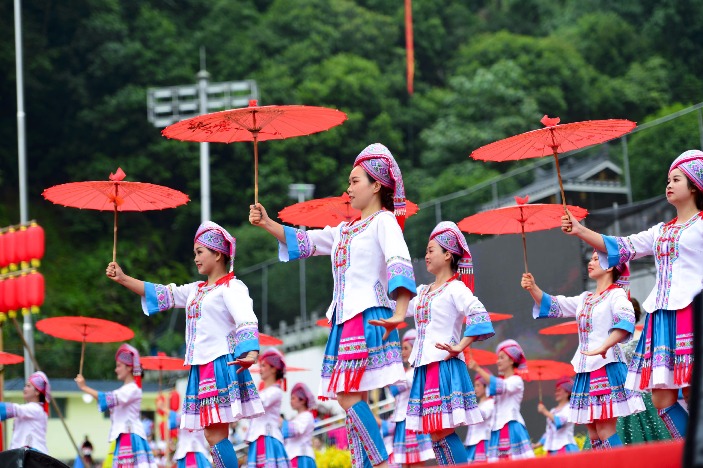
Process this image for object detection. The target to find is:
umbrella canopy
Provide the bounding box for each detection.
[0,351,24,365]
[162,100,347,204]
[36,316,135,375]
[279,192,419,228]
[463,347,497,366]
[540,321,644,335]
[524,359,575,382]
[42,168,189,262]
[487,312,513,322]
[470,115,635,227]
[458,195,588,272]
[141,354,190,372]
[316,318,407,329]
[260,333,283,346]
[250,365,310,373]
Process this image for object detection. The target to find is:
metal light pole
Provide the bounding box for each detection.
[14,0,35,379]
[147,51,258,222]
[288,183,315,324]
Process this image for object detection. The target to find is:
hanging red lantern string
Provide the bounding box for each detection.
[25,222,45,267]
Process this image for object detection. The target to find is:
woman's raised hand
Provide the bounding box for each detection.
[521,273,536,291]
[106,262,125,282]
[561,209,582,235]
[249,203,270,227]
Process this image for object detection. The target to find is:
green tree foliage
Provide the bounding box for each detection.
[0,0,701,380]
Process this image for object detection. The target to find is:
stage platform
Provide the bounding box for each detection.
[468,440,684,468]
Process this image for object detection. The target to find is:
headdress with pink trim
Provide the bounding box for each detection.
[194,221,237,274]
[430,221,474,291]
[116,343,142,388]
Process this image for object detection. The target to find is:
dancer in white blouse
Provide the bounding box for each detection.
[76,344,157,467]
[522,254,644,449]
[282,383,317,468]
[106,221,263,467]
[0,371,51,454]
[534,377,579,455]
[463,373,494,463]
[250,143,416,468]
[245,348,290,468]
[470,339,534,461]
[405,221,495,465]
[561,149,703,440]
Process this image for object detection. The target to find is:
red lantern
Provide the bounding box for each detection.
[15,274,30,315]
[4,228,18,271]
[169,389,180,412]
[15,226,28,268]
[26,271,45,314]
[0,231,7,271]
[3,276,19,318]
[26,222,45,267]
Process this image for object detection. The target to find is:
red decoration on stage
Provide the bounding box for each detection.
[279,192,419,228]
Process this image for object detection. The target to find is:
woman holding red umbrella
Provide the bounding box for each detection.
[76,344,157,467]
[521,254,644,449]
[105,221,263,467]
[533,377,579,455]
[250,143,416,468]
[0,371,51,454]
[561,149,703,440]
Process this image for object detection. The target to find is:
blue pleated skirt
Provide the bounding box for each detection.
[175,452,211,468]
[390,420,434,464]
[548,444,579,455]
[183,353,263,430]
[405,357,482,432]
[571,362,645,424]
[465,440,488,462]
[486,421,534,461]
[290,455,316,468]
[112,433,157,468]
[247,436,291,468]
[319,308,406,400]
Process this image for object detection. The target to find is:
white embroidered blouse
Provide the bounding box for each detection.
[246,385,286,444]
[98,382,148,442]
[282,410,315,460]
[279,210,416,324]
[0,402,48,453]
[464,397,495,446]
[487,375,527,431]
[540,404,577,451]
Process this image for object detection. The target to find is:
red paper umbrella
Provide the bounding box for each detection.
[540,321,644,335]
[0,351,24,365]
[316,318,407,329]
[488,312,513,322]
[42,168,189,262]
[458,195,588,272]
[260,333,283,346]
[162,100,347,204]
[141,352,191,394]
[471,115,635,226]
[463,347,497,366]
[524,359,575,402]
[279,193,419,228]
[36,316,135,375]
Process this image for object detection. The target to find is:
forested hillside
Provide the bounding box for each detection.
[1,0,701,379]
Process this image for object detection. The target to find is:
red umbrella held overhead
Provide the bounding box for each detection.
[162,100,347,204]
[463,348,497,366]
[260,333,283,346]
[539,321,644,335]
[470,115,635,228]
[0,351,24,365]
[524,359,575,402]
[36,316,135,375]
[458,196,588,272]
[42,168,189,262]
[279,193,419,228]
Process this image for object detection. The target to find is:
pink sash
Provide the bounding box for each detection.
[497,424,511,457]
[255,435,267,468]
[329,314,368,392]
[117,433,134,467]
[198,362,220,426]
[185,452,197,468]
[404,430,421,463]
[589,367,612,420]
[421,361,442,433]
[674,304,693,385]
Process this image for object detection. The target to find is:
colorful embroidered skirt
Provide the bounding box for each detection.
[571,362,645,424]
[486,421,534,461]
[319,307,405,399]
[112,433,157,468]
[390,420,434,464]
[548,444,579,455]
[626,306,693,391]
[183,353,263,430]
[176,452,211,468]
[290,456,316,468]
[405,358,482,432]
[247,435,291,468]
[465,440,488,463]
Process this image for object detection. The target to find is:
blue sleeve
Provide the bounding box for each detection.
[388,385,401,397]
[0,402,16,421]
[537,293,554,318]
[602,235,621,269]
[143,282,162,316]
[281,420,291,439]
[98,391,117,412]
[169,410,178,430]
[553,415,566,430]
[464,316,495,340]
[283,226,303,261]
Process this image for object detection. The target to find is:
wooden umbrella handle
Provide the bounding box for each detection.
[113,204,118,263]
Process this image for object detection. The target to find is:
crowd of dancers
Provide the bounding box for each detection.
[0,145,701,468]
